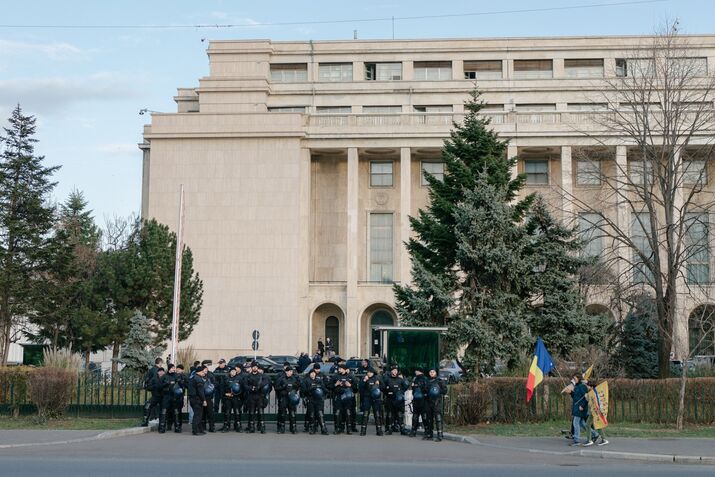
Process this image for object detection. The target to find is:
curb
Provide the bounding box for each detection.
[441,432,715,465]
[0,422,157,449]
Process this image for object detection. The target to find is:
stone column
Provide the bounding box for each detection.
[346,147,359,357]
[400,147,412,286]
[299,148,312,351]
[614,146,629,281]
[507,145,519,182]
[353,62,364,82]
[561,146,574,224]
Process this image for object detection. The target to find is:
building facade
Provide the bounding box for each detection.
[140,36,715,360]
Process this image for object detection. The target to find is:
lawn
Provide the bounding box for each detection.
[0,416,139,431]
[450,420,715,438]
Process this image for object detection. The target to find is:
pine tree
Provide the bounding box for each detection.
[119,311,163,372]
[617,297,659,379]
[0,106,59,364]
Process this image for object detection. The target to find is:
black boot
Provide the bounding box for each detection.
[318,411,329,435]
[158,410,167,434]
[345,413,352,435]
[359,411,369,436]
[333,414,342,435]
[259,410,266,434]
[376,412,384,436]
[278,422,285,434]
[141,402,151,427]
[435,415,443,442]
[289,414,297,434]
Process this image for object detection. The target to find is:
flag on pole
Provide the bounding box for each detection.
[583,364,594,380]
[586,381,609,429]
[526,337,555,402]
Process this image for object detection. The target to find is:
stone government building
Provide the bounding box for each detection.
[140,35,715,360]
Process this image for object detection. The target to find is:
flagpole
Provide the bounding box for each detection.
[170,184,185,365]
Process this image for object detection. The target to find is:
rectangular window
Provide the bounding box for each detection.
[370,161,393,187]
[267,106,306,113]
[414,61,452,80]
[413,105,453,113]
[684,160,708,186]
[524,160,549,185]
[632,212,654,284]
[463,60,502,80]
[515,104,557,112]
[576,159,602,185]
[685,213,710,284]
[578,213,604,257]
[369,213,394,283]
[615,58,628,77]
[365,62,402,81]
[270,63,308,83]
[480,104,505,111]
[564,58,605,78]
[318,63,353,82]
[513,59,553,79]
[627,58,655,78]
[567,103,608,111]
[628,160,655,185]
[316,106,352,114]
[670,57,708,77]
[421,162,445,185]
[363,105,402,114]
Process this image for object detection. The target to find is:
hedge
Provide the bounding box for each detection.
[446,377,715,425]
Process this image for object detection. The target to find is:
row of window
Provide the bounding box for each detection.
[523,159,708,186]
[369,161,444,187]
[269,57,709,83]
[579,212,710,284]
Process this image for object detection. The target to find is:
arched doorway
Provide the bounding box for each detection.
[370,310,395,357]
[689,305,715,356]
[325,316,340,356]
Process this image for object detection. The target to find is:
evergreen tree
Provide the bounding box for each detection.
[0,106,59,364]
[119,311,163,372]
[617,297,659,379]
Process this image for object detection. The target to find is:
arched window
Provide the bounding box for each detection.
[370,310,394,357]
[325,316,340,355]
[689,305,715,356]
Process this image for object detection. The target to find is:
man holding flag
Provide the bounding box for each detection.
[526,337,554,402]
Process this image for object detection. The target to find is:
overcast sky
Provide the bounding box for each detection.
[1,0,713,223]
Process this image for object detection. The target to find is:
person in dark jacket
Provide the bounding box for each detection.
[245,362,265,433]
[383,364,408,435]
[188,365,208,436]
[570,377,598,446]
[329,364,357,434]
[409,367,428,437]
[222,366,243,432]
[317,339,325,358]
[201,360,217,432]
[424,368,447,442]
[302,364,329,435]
[158,364,181,433]
[213,359,230,419]
[359,368,385,436]
[275,366,302,434]
[171,364,187,432]
[297,352,311,373]
[141,358,164,426]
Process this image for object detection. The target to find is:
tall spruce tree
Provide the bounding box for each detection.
[395,90,601,373]
[119,311,163,372]
[0,106,59,364]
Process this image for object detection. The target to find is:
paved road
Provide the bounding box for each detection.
[0,430,712,477]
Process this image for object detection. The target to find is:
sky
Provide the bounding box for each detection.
[1,0,713,224]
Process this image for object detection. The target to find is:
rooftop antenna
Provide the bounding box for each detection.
[353,29,357,40]
[392,16,395,40]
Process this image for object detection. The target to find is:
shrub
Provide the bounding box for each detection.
[176,344,198,369]
[27,367,77,420]
[42,348,82,370]
[0,367,33,416]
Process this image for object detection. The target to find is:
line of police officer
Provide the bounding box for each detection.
[143,357,447,441]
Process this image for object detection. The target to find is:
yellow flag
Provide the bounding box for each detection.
[583,365,594,380]
[586,381,609,429]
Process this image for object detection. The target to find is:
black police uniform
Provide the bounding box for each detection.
[213,364,230,415]
[302,372,329,435]
[202,370,217,432]
[359,373,385,436]
[245,370,265,433]
[188,372,207,435]
[223,371,244,432]
[424,374,448,441]
[141,366,162,426]
[383,371,408,435]
[159,370,182,433]
[274,371,301,434]
[329,371,357,435]
[409,372,429,437]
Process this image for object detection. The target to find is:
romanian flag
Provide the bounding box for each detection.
[526,337,555,402]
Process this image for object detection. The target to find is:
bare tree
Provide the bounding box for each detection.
[565,22,715,380]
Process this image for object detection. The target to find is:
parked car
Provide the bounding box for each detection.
[302,363,334,375]
[227,356,281,372]
[267,355,299,369]
[439,359,464,383]
[345,357,383,375]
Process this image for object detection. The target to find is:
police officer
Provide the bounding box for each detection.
[302,364,329,435]
[222,366,242,432]
[245,361,264,433]
[158,364,181,433]
[188,365,208,436]
[213,358,230,422]
[258,365,272,434]
[409,367,428,437]
[359,367,385,436]
[275,366,301,434]
[425,368,447,442]
[330,364,357,435]
[383,364,408,435]
[201,360,217,433]
[141,357,164,426]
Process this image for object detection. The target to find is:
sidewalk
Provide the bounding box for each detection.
[0,424,155,449]
[445,433,715,465]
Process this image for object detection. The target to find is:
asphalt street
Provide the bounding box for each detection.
[0,430,712,477]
